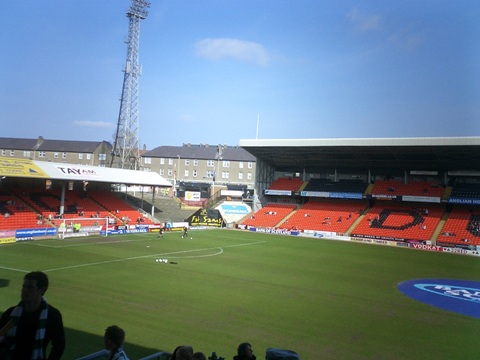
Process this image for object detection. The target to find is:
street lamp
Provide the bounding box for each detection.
[177,155,181,183]
[173,155,180,197]
[213,145,223,198]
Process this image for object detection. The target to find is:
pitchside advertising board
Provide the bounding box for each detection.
[300,191,363,199]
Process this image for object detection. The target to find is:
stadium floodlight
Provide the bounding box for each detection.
[111,0,151,170]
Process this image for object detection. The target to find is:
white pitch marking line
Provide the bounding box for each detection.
[0,265,30,273]
[31,238,138,248]
[43,241,266,272]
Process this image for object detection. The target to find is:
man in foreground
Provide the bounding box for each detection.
[0,271,65,359]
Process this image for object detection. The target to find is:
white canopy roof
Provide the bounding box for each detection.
[0,157,171,187]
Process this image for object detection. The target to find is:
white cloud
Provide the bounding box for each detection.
[180,114,195,123]
[347,8,382,33]
[195,38,270,66]
[73,120,114,128]
[389,27,424,51]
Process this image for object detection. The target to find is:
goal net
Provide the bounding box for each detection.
[57,217,110,239]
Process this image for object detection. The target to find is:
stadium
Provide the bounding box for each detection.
[2,0,480,358]
[0,135,480,359]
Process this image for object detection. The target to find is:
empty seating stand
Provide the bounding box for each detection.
[437,207,480,246]
[303,179,367,194]
[267,177,305,192]
[351,203,444,242]
[278,200,365,234]
[89,191,154,225]
[371,180,445,198]
[242,204,297,228]
[0,193,47,230]
[12,189,110,228]
[0,188,157,232]
[450,182,480,199]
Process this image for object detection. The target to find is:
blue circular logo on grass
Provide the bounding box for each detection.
[398,279,480,319]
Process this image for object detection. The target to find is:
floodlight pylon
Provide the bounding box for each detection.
[111,0,150,169]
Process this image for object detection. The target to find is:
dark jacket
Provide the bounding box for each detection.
[234,356,256,360]
[0,304,65,360]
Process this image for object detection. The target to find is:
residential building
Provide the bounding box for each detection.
[141,143,256,190]
[0,136,112,167]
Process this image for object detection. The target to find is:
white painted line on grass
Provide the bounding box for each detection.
[0,265,30,273]
[43,240,266,272]
[32,238,138,248]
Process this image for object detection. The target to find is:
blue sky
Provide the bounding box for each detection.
[1,1,479,149]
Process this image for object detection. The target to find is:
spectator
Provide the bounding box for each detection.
[234,343,256,360]
[104,325,129,360]
[193,352,207,360]
[0,271,65,359]
[172,345,194,360]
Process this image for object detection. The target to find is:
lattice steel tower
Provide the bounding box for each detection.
[111,0,150,169]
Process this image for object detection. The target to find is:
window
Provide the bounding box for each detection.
[223,160,230,168]
[207,170,215,178]
[1,150,5,156]
[239,162,244,169]
[207,160,215,167]
[238,172,244,180]
[144,157,152,164]
[160,158,165,165]
[144,168,151,172]
[10,150,14,156]
[23,151,31,158]
[38,151,46,158]
[54,152,59,159]
[193,159,198,166]
[193,170,198,178]
[184,170,189,177]
[98,153,106,161]
[185,159,190,166]
[160,169,164,176]
[86,154,92,160]
[222,171,229,179]
[168,169,173,176]
[62,152,67,159]
[79,153,84,160]
[247,173,253,180]
[169,158,174,165]
[248,162,253,169]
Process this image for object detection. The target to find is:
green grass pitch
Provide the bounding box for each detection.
[0,229,479,359]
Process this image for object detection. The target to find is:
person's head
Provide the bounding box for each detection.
[192,352,206,360]
[22,271,49,304]
[237,343,254,359]
[104,325,125,351]
[172,345,194,360]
